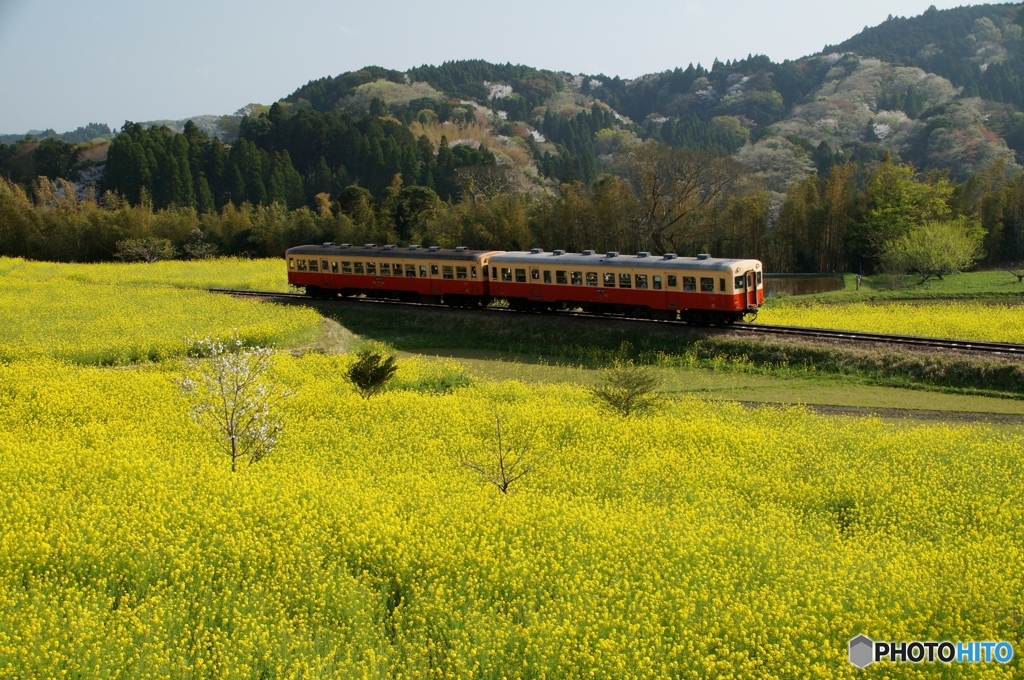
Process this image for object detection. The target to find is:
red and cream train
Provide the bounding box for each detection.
[286,243,763,324]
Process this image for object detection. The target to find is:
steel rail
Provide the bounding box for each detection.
[207,288,1024,357]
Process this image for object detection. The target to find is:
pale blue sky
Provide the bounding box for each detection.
[0,0,969,134]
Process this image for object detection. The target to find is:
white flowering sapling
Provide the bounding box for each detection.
[178,337,293,472]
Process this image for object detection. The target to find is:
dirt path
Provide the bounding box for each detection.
[738,401,1024,424]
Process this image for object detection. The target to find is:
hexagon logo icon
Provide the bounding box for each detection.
[849,635,874,668]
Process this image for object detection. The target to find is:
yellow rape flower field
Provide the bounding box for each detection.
[1,262,1023,678]
[0,278,320,365]
[0,257,289,293]
[757,301,1024,343]
[1,355,1023,678]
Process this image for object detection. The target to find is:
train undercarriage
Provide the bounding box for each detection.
[304,285,753,326]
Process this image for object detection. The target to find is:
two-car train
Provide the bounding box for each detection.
[286,243,763,324]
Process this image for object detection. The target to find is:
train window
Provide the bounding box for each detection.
[396,263,405,276]
[471,267,477,279]
[482,266,489,279]
[353,262,363,274]
[531,268,540,280]
[367,262,376,275]
[342,261,352,274]
[418,265,427,277]
[683,276,696,292]
[700,277,714,292]
[492,267,498,280]
[586,272,598,286]
[667,275,677,287]
[501,267,512,282]
[297,259,307,272]
[756,271,762,286]
[457,266,468,280]
[719,278,726,291]
[331,261,339,274]
[619,273,631,288]
[556,271,567,285]
[653,275,662,290]
[603,272,615,287]
[635,274,648,289]
[309,260,319,272]
[380,263,390,275]
[443,265,454,279]
[735,276,745,289]
[406,264,416,277]
[288,258,295,270]
[543,270,552,284]
[570,271,582,285]
[431,264,439,275]
[321,260,329,272]
[515,268,526,283]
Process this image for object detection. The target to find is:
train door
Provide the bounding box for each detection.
[664,272,680,314]
[528,267,544,301]
[648,272,668,311]
[319,258,332,290]
[370,259,387,292]
[746,271,757,308]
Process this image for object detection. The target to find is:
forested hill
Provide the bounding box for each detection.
[830,3,1023,103]
[271,3,1024,192]
[7,2,1024,199]
[5,1,1024,271]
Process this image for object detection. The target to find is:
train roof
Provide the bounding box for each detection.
[286,244,496,261]
[488,250,760,271]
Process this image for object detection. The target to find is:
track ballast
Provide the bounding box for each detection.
[208,288,1024,358]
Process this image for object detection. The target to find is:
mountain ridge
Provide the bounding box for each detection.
[5,2,1024,200]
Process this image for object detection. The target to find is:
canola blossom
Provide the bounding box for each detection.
[0,278,320,364]
[0,257,289,292]
[757,300,1024,343]
[0,353,1021,678]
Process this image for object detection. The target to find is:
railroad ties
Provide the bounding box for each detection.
[208,289,1024,358]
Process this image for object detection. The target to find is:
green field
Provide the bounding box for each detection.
[766,269,1024,305]
[302,297,1024,399]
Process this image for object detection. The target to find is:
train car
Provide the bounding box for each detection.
[487,249,763,324]
[286,243,501,306]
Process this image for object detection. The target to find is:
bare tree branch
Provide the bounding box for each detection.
[459,410,540,495]
[623,141,742,253]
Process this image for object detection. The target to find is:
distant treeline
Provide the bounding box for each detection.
[0,135,103,186]
[0,123,111,146]
[3,146,1022,272]
[100,109,495,214]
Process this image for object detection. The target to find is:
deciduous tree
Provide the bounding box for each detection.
[623,141,741,254]
[881,217,985,282]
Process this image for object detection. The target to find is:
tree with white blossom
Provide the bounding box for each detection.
[178,337,293,472]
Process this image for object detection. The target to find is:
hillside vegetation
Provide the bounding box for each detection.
[4,4,1024,278]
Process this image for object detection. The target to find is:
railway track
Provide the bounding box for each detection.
[208,288,1024,358]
